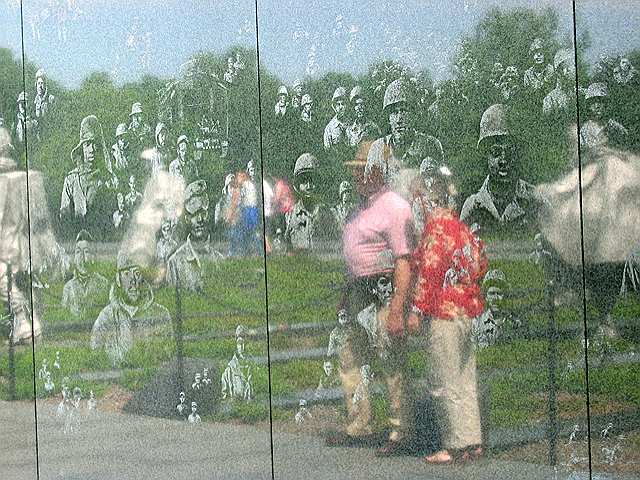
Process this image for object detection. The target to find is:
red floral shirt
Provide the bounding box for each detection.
[412,207,488,320]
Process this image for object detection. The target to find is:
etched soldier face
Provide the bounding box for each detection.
[36,77,45,95]
[337,309,348,326]
[303,101,313,115]
[82,140,95,169]
[533,50,544,65]
[191,402,197,413]
[179,391,185,402]
[375,276,393,305]
[486,286,504,311]
[119,266,143,304]
[130,113,141,129]
[178,141,188,160]
[18,99,26,114]
[74,240,92,274]
[589,100,604,120]
[388,104,411,144]
[117,135,127,150]
[117,193,124,210]
[620,57,631,71]
[277,93,287,106]
[323,361,333,376]
[188,206,209,240]
[485,137,515,185]
[333,99,346,119]
[293,83,303,96]
[354,98,365,119]
[236,336,245,356]
[297,172,315,197]
[129,175,136,190]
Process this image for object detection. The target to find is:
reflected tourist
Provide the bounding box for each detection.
[62,230,109,319]
[316,360,341,391]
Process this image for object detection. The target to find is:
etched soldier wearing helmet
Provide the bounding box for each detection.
[460,104,539,234]
[365,79,444,201]
[323,87,349,152]
[34,69,55,122]
[580,82,628,149]
[346,86,381,147]
[523,38,554,91]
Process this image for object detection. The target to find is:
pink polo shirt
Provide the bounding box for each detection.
[343,189,414,278]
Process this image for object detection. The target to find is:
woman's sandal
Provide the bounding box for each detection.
[459,445,484,462]
[424,450,454,465]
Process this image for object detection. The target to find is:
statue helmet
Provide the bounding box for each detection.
[129,102,143,117]
[176,134,189,149]
[477,104,510,149]
[332,86,347,103]
[75,229,94,244]
[301,93,313,107]
[35,68,46,86]
[383,79,407,111]
[293,152,317,177]
[584,82,608,101]
[115,123,128,138]
[277,85,289,96]
[482,269,507,290]
[349,85,363,103]
[338,180,351,197]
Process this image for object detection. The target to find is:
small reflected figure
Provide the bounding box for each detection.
[44,371,55,394]
[327,309,350,358]
[53,351,61,370]
[316,360,341,392]
[192,372,202,390]
[87,390,97,411]
[188,401,201,424]
[38,358,49,381]
[221,326,254,401]
[294,399,312,425]
[176,391,187,418]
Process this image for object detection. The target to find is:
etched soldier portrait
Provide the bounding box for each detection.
[285,153,331,252]
[300,93,314,123]
[365,79,444,201]
[90,252,171,366]
[34,68,55,121]
[523,37,554,91]
[460,104,539,233]
[166,180,211,292]
[124,174,143,209]
[613,57,637,85]
[146,122,170,175]
[274,85,289,119]
[330,180,354,232]
[346,85,381,147]
[323,86,349,151]
[62,230,109,319]
[221,326,253,401]
[112,192,129,230]
[127,101,153,149]
[155,217,178,266]
[580,82,628,149]
[543,49,575,115]
[60,115,112,224]
[111,123,130,174]
[291,79,304,110]
[169,135,199,184]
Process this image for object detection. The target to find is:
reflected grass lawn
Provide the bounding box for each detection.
[0,256,638,430]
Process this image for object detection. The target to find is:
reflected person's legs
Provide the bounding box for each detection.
[427,316,481,451]
[377,306,412,442]
[0,262,41,342]
[338,325,373,436]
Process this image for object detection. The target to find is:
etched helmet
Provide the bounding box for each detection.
[478,104,510,149]
[17,91,27,103]
[115,123,128,137]
[584,82,608,100]
[332,86,347,103]
[383,79,407,111]
[277,85,289,96]
[530,37,544,52]
[553,49,573,70]
[293,152,317,177]
[349,85,363,103]
[129,102,143,116]
[301,93,313,107]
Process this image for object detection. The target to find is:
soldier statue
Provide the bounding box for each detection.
[62,230,109,319]
[90,252,171,366]
[169,135,199,184]
[127,102,152,150]
[460,104,540,234]
[543,49,575,115]
[330,180,354,232]
[580,83,628,149]
[34,69,55,121]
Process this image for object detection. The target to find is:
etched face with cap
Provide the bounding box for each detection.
[375,276,393,305]
[118,265,143,304]
[236,336,245,356]
[296,171,314,198]
[36,76,45,96]
[333,97,346,119]
[178,140,188,160]
[589,99,605,120]
[185,181,209,240]
[82,140,96,170]
[483,135,515,185]
[323,360,333,376]
[337,309,348,326]
[388,102,411,144]
[354,97,365,119]
[74,239,92,274]
[117,192,124,211]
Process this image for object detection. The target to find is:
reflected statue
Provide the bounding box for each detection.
[188,401,201,424]
[62,230,109,319]
[90,253,171,366]
[543,49,574,115]
[34,69,55,121]
[523,38,554,91]
[294,399,312,425]
[460,104,539,233]
[330,181,354,232]
[221,326,254,401]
